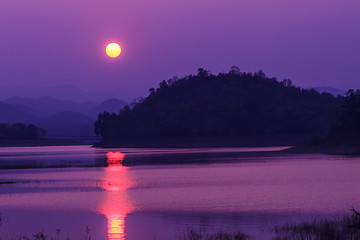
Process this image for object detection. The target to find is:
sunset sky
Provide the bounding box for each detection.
[1,0,359,100]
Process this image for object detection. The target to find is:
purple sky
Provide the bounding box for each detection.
[1,0,359,100]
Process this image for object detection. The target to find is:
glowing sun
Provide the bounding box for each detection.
[106,42,121,58]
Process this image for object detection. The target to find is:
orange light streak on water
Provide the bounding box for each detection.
[107,214,126,240]
[98,152,134,240]
[106,152,125,166]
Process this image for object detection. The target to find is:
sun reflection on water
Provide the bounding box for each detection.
[98,152,134,240]
[106,152,125,167]
[107,214,126,240]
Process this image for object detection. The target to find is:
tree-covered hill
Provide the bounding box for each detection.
[95,68,340,143]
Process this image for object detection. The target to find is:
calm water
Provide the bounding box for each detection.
[0,145,359,239]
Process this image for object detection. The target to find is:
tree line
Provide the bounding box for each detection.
[0,123,46,139]
[327,89,360,145]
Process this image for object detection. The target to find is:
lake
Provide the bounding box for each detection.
[0,145,359,239]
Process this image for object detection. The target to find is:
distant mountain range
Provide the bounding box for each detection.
[0,83,347,139]
[0,85,124,102]
[0,96,127,138]
[38,111,96,138]
[4,96,98,118]
[0,102,38,124]
[312,87,346,96]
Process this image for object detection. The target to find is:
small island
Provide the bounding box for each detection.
[94,68,346,150]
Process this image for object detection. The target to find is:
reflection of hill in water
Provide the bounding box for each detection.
[95,147,290,167]
[0,146,289,169]
[97,152,134,240]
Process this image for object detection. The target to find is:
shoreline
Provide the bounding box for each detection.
[1,137,359,156]
[283,144,360,155]
[92,135,311,149]
[94,136,360,156]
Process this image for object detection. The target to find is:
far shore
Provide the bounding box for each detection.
[92,135,311,149]
[94,136,360,156]
[0,138,97,147]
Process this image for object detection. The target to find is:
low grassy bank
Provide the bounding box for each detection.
[2,212,359,240]
[272,210,360,240]
[0,227,92,240]
[177,210,360,240]
[177,229,252,240]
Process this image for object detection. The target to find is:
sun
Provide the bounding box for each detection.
[106,42,121,58]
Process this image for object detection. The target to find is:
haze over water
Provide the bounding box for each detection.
[0,146,360,239]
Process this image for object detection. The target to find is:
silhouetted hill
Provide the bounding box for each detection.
[4,96,98,117]
[38,111,95,137]
[0,102,97,138]
[1,96,128,138]
[313,87,346,97]
[0,102,37,123]
[44,111,94,124]
[95,68,340,146]
[87,98,127,118]
[0,85,122,102]
[285,89,360,154]
[4,96,128,119]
